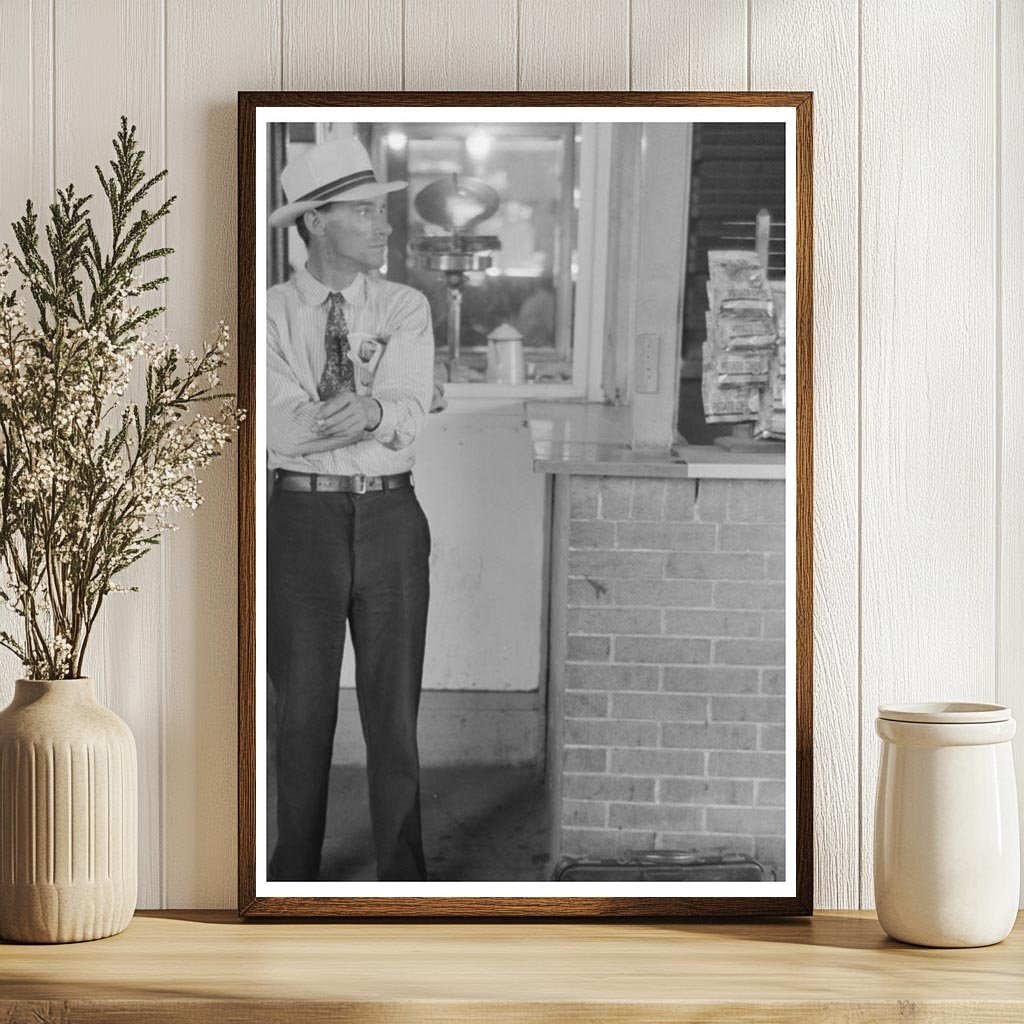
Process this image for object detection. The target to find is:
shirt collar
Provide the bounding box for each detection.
[294,264,367,308]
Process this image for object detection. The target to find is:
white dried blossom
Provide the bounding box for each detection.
[0,121,247,679]
[0,248,241,677]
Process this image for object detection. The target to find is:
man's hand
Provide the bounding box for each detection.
[312,392,382,445]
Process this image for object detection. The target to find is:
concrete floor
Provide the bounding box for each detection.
[269,763,554,882]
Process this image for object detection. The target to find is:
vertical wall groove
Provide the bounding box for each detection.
[855,0,864,909]
[27,0,34,186]
[745,0,752,89]
[994,0,1003,708]
[515,0,521,88]
[49,0,55,198]
[159,0,169,911]
[999,0,1024,904]
[27,0,36,193]
[627,0,633,89]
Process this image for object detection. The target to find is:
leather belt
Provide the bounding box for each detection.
[274,470,413,495]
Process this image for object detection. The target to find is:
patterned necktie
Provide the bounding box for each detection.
[317,292,354,399]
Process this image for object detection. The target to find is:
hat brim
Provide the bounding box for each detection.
[269,179,407,228]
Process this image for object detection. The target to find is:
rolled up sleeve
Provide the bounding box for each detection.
[368,289,436,451]
[266,313,321,457]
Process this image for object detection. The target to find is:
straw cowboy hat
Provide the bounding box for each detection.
[269,137,407,229]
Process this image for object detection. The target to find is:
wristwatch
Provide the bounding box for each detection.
[364,398,384,432]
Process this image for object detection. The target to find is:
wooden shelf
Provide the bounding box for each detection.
[2,910,1023,1021]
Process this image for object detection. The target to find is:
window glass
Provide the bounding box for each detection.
[371,123,579,384]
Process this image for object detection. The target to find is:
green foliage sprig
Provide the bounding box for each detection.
[0,117,241,679]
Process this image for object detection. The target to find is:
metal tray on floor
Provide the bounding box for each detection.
[553,849,768,882]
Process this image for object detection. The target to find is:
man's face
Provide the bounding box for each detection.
[307,198,392,272]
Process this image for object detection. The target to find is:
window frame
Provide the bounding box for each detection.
[436,122,611,401]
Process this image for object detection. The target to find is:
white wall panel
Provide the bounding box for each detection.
[1000,0,1024,901]
[859,0,998,908]
[0,0,51,231]
[163,0,280,908]
[0,2,52,700]
[750,0,860,911]
[404,0,517,90]
[632,0,747,90]
[53,0,167,909]
[284,0,402,90]
[519,0,629,90]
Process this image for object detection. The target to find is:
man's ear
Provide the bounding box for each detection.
[303,209,323,237]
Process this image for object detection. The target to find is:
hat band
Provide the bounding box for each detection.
[295,169,379,203]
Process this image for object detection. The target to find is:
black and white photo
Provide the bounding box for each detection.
[238,93,813,917]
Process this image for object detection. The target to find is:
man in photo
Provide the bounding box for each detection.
[266,135,435,882]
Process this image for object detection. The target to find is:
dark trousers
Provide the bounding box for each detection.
[267,484,431,881]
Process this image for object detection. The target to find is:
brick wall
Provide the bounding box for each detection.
[560,475,787,878]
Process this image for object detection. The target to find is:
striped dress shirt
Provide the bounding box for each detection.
[266,265,435,476]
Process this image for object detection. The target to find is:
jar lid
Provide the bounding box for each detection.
[877,701,1011,724]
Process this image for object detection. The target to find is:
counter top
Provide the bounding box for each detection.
[2,910,1021,1022]
[525,402,786,479]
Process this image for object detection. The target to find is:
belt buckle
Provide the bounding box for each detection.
[351,474,368,495]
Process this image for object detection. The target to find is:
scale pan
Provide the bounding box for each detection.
[414,175,500,232]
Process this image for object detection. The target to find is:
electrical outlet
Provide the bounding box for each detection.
[635,334,660,394]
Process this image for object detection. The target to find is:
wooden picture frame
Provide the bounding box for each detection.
[238,91,813,917]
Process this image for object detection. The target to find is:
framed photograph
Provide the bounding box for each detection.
[237,91,813,917]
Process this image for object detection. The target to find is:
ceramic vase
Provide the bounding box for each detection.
[874,702,1019,948]
[0,678,137,942]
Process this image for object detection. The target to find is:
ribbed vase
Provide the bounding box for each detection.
[0,678,137,943]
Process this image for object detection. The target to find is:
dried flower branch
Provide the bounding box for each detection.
[0,117,242,679]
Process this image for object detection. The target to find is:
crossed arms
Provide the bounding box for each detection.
[267,290,435,457]
[276,391,382,455]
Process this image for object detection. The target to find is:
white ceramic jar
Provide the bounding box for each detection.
[874,702,1019,947]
